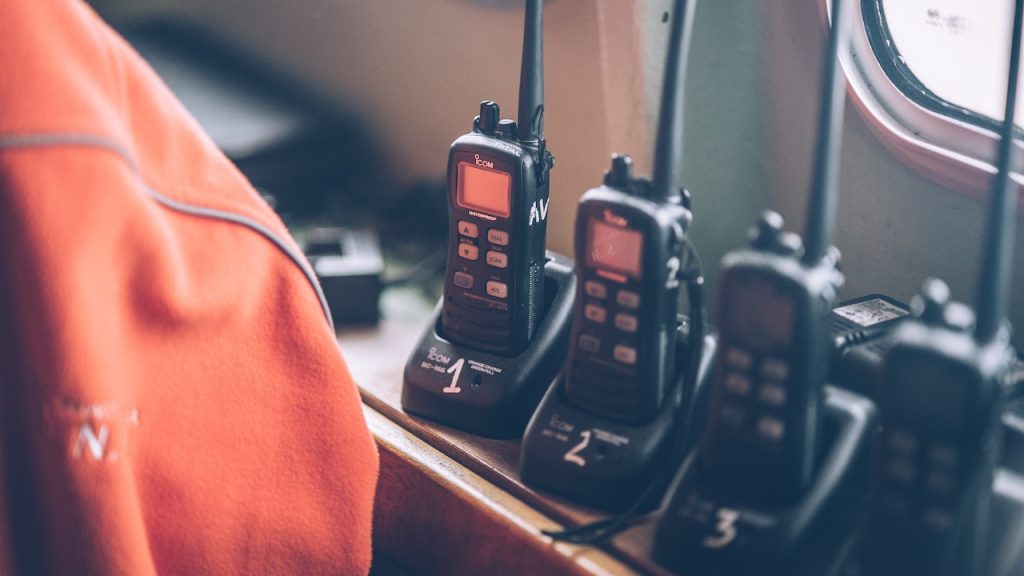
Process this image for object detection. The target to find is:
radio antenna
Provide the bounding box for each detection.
[652,0,697,204]
[976,0,1023,343]
[802,0,855,265]
[518,0,544,145]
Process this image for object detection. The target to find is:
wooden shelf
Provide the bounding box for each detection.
[338,290,671,575]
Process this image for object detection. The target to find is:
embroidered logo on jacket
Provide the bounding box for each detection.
[45,396,139,462]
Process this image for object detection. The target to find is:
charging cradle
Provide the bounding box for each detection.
[652,386,877,575]
[401,252,575,438]
[518,319,716,512]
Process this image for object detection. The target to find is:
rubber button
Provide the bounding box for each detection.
[486,251,508,269]
[458,220,479,238]
[487,229,509,246]
[486,280,508,298]
[616,290,640,309]
[613,313,638,333]
[578,334,601,354]
[458,243,479,261]
[453,271,474,289]
[584,280,607,299]
[584,304,607,324]
[613,345,637,365]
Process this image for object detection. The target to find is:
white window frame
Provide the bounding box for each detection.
[831,0,1024,205]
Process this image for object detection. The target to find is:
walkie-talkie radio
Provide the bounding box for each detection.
[863,2,1024,574]
[441,0,554,356]
[519,0,703,512]
[701,218,841,503]
[698,0,852,501]
[401,0,569,437]
[654,3,866,572]
[564,155,691,423]
[563,0,694,425]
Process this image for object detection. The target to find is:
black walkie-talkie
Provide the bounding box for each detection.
[562,0,695,425]
[864,2,1023,574]
[519,0,702,514]
[440,0,554,356]
[698,0,852,505]
[654,3,872,570]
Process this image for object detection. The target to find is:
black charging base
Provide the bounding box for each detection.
[304,227,384,326]
[401,252,575,438]
[652,386,877,575]
[976,469,1024,576]
[835,470,1024,576]
[517,319,716,513]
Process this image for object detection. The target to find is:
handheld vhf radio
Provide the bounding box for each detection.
[564,164,692,424]
[698,0,853,503]
[654,4,871,572]
[863,2,1024,574]
[563,0,696,426]
[441,0,554,356]
[520,0,703,514]
[701,216,841,503]
[401,0,572,438]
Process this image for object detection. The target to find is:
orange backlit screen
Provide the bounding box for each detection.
[457,162,511,218]
[587,219,643,278]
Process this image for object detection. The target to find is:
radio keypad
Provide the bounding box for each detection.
[452,218,512,303]
[578,277,644,370]
[717,347,793,444]
[880,427,965,535]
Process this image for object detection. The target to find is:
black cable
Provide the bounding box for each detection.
[832,326,890,354]
[680,239,705,430]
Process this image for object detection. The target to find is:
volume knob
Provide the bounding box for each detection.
[605,154,634,189]
[496,119,518,140]
[750,211,784,250]
[479,100,500,134]
[914,278,950,326]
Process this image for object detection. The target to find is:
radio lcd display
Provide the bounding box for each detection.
[457,162,511,218]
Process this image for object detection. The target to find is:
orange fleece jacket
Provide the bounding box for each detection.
[0,1,379,574]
